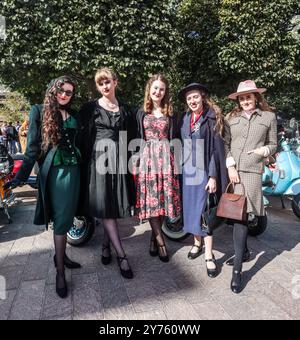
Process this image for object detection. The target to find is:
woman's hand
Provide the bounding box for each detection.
[228,166,240,183]
[205,177,217,193]
[247,146,268,157]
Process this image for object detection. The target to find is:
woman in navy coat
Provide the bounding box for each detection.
[179,83,227,277]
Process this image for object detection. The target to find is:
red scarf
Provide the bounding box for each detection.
[190,109,204,130]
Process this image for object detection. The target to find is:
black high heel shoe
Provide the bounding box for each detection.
[101,245,112,265]
[205,255,218,278]
[56,271,68,298]
[231,270,242,294]
[117,256,133,279]
[54,254,81,269]
[149,237,158,257]
[158,244,169,263]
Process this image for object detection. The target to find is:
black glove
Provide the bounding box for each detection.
[3,178,22,190]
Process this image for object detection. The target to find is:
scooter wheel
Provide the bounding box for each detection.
[162,215,190,241]
[248,214,268,236]
[292,194,300,219]
[67,216,95,246]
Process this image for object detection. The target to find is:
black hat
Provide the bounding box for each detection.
[46,75,76,96]
[178,82,210,102]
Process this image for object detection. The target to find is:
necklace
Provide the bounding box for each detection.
[100,98,118,111]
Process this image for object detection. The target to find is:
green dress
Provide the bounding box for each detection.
[47,116,81,235]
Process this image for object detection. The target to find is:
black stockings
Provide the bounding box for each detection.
[102,218,129,270]
[233,223,248,272]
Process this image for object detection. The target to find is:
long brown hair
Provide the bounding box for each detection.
[227,93,274,120]
[194,89,224,137]
[41,76,76,152]
[143,74,173,116]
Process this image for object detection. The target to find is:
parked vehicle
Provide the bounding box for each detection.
[288,118,300,157]
[0,144,17,223]
[262,119,300,220]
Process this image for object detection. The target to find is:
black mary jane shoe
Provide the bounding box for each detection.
[205,255,218,278]
[158,244,169,263]
[149,237,158,257]
[117,256,134,279]
[226,250,250,266]
[54,254,81,269]
[187,244,203,260]
[101,245,112,265]
[231,270,242,294]
[56,271,68,299]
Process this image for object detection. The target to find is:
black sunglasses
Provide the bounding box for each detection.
[57,88,74,97]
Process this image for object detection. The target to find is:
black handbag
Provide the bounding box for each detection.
[201,194,224,233]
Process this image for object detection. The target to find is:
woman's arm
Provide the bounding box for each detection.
[223,117,240,183]
[15,105,42,181]
[224,117,236,168]
[265,114,278,156]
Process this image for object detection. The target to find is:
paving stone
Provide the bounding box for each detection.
[0,265,24,290]
[0,290,17,320]
[103,305,137,320]
[41,284,72,319]
[22,251,51,281]
[192,301,232,320]
[72,274,103,320]
[0,241,14,265]
[163,298,200,320]
[97,271,131,310]
[9,279,45,320]
[135,309,168,320]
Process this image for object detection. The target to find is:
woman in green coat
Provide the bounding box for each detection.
[6,76,81,299]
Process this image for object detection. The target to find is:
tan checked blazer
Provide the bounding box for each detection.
[224,109,277,174]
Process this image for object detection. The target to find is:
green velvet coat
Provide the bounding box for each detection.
[15,104,79,227]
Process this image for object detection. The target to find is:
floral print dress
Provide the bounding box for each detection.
[135,114,181,219]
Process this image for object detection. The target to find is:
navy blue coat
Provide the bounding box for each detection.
[180,107,227,235]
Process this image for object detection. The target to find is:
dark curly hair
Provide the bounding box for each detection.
[41,76,76,152]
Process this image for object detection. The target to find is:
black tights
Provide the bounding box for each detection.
[149,216,167,256]
[54,234,67,288]
[102,218,129,270]
[233,222,248,272]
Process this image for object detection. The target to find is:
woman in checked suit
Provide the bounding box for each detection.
[224,80,277,293]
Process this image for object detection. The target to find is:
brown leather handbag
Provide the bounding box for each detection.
[216,182,247,221]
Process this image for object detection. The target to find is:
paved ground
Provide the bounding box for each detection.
[0,186,300,320]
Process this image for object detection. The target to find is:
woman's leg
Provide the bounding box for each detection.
[190,235,202,253]
[230,222,248,293]
[233,222,248,273]
[102,218,130,271]
[149,216,168,259]
[53,233,67,289]
[203,235,216,270]
[101,224,111,258]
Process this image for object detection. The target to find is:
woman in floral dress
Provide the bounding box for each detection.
[135,74,181,262]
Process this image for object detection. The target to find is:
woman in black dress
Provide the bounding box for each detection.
[79,68,135,279]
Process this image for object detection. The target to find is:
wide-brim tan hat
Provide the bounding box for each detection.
[228,80,266,100]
